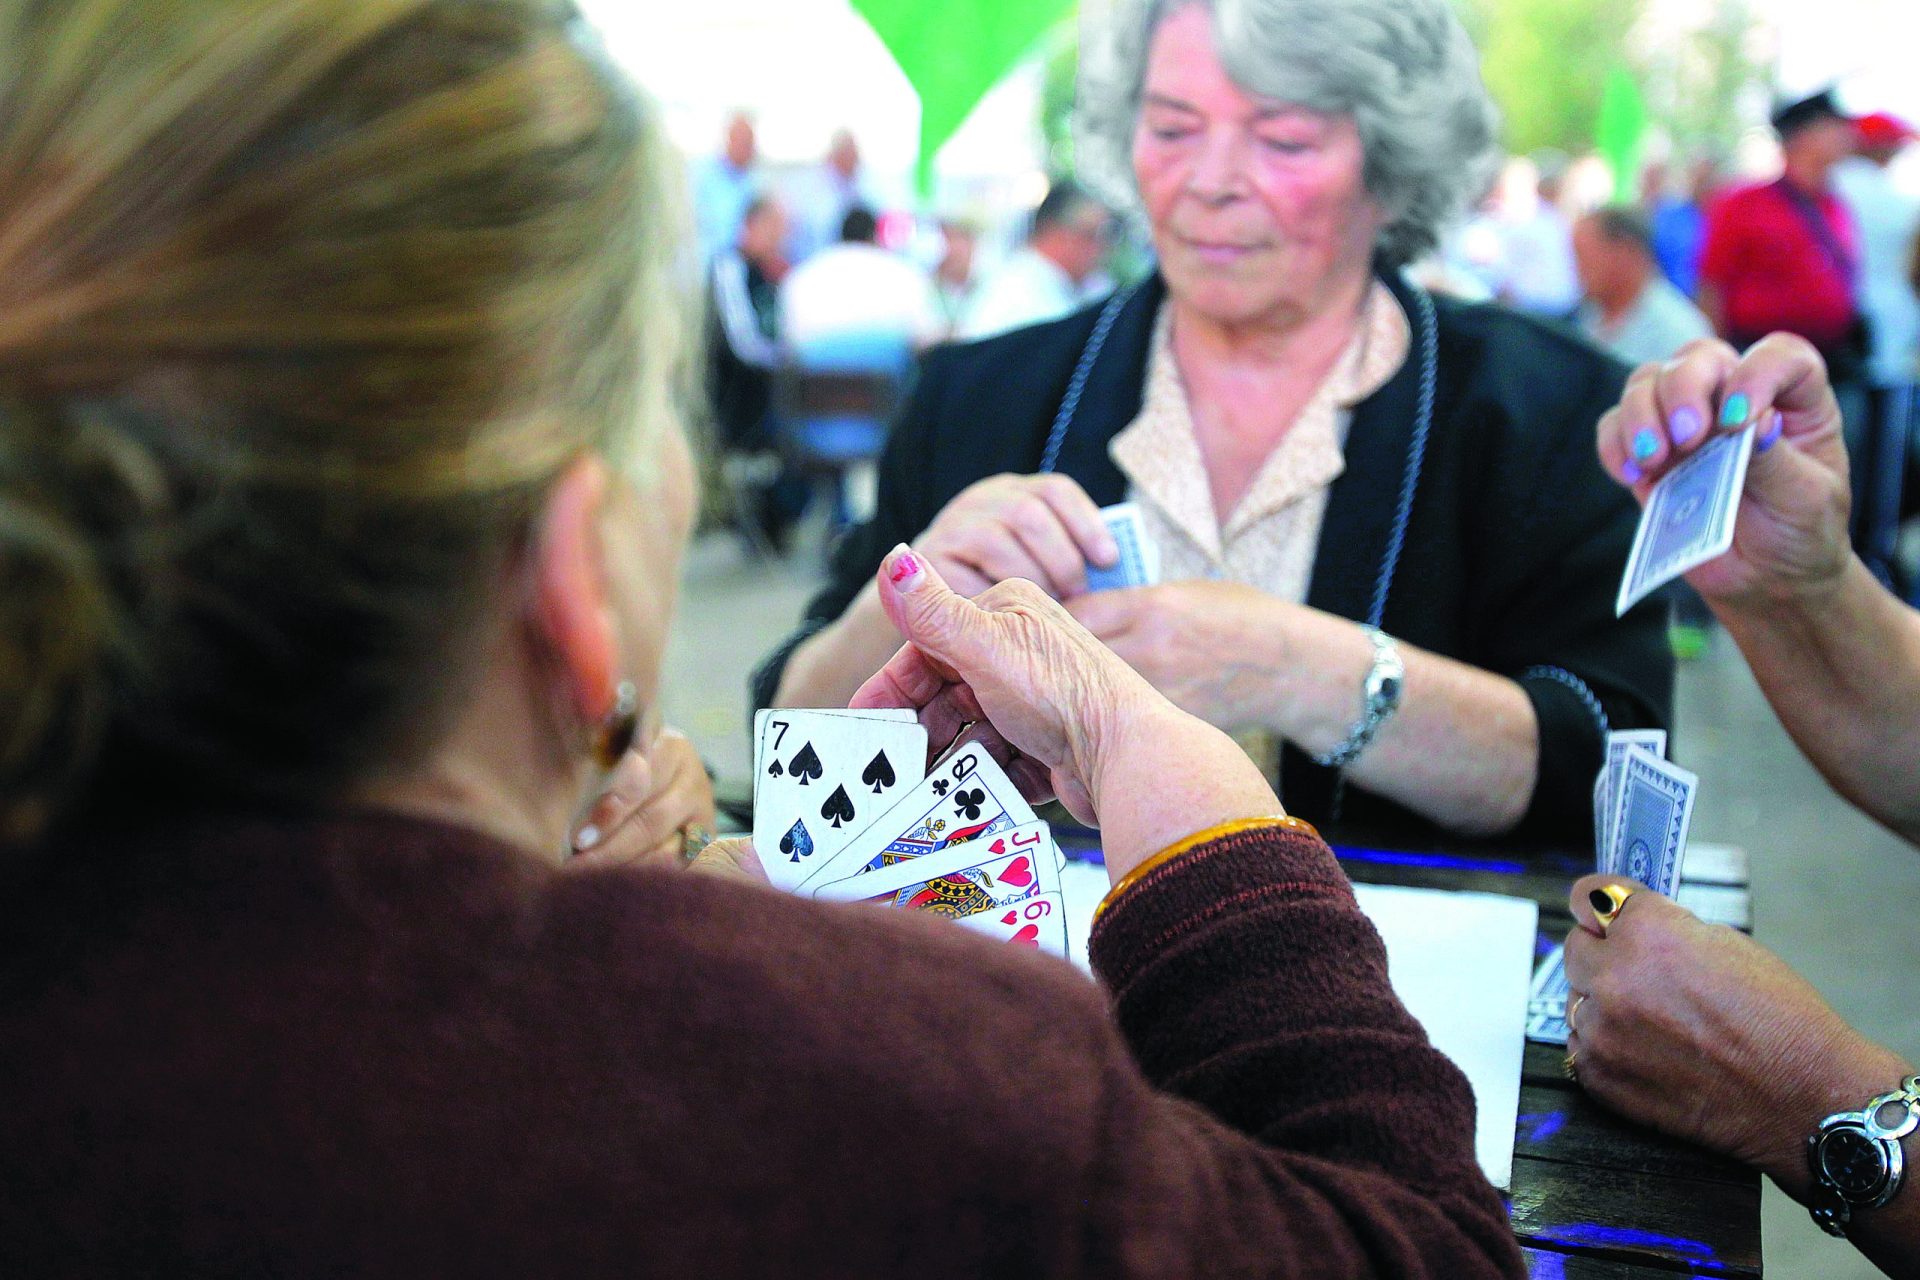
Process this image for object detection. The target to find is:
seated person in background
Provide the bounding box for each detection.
[756,0,1673,844]
[1573,205,1714,367]
[778,205,943,356]
[707,193,810,550]
[0,4,1521,1274]
[1572,334,1920,1275]
[958,179,1115,340]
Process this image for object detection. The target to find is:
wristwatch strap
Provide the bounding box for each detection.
[1313,628,1405,770]
[1808,1073,1920,1237]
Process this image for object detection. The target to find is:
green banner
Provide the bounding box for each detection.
[850,0,1075,195]
[1596,66,1647,203]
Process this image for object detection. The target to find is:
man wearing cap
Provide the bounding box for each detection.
[1700,90,1880,564]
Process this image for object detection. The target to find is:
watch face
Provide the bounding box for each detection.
[1819,1128,1888,1198]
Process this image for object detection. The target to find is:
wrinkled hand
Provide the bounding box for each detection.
[1066,581,1290,731]
[1596,334,1851,609]
[851,547,1278,875]
[569,726,716,871]
[914,472,1118,600]
[1563,874,1864,1186]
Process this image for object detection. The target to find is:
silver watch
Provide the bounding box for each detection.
[1313,627,1404,770]
[1807,1074,1920,1237]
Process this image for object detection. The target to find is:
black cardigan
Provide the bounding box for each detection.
[752,272,1673,844]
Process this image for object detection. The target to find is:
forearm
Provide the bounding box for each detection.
[1268,612,1537,836]
[1714,557,1920,844]
[771,586,903,710]
[1748,1027,1918,1277]
[1090,825,1522,1277]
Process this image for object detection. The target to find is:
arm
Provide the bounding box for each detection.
[1563,879,1920,1279]
[1717,558,1920,844]
[710,254,782,369]
[1595,332,1920,846]
[844,552,1519,1276]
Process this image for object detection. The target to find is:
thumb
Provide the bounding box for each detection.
[875,544,992,671]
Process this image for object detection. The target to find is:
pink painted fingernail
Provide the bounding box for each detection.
[1622,460,1643,484]
[886,545,925,590]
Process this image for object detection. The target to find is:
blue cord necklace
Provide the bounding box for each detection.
[1039,279,1440,631]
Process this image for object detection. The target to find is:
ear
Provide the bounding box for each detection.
[529,455,619,724]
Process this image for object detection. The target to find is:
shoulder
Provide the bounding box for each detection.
[921,296,1110,391]
[1428,292,1629,411]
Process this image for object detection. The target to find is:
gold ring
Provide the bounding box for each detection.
[1562,1050,1580,1083]
[1568,993,1588,1035]
[679,823,715,863]
[1589,883,1635,932]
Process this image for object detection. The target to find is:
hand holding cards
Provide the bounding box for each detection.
[1616,426,1755,615]
[753,708,1070,957]
[1082,502,1160,594]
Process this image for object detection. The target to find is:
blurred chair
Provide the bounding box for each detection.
[774,331,911,533]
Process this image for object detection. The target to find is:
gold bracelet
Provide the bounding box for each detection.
[1093,815,1319,922]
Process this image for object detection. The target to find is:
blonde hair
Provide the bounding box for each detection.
[0,0,689,845]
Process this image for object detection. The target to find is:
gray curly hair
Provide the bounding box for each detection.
[1075,0,1502,266]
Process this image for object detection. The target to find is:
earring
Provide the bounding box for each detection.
[592,679,639,769]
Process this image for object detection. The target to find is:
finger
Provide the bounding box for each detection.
[1003,493,1095,597]
[572,747,654,857]
[577,780,707,871]
[871,543,998,675]
[1605,367,1666,487]
[1647,338,1741,467]
[1724,332,1844,445]
[1033,473,1118,568]
[1568,872,1654,937]
[949,532,1060,600]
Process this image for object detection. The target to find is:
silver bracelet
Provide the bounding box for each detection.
[1313,627,1404,770]
[1808,1073,1920,1237]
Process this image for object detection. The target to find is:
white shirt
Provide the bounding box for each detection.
[778,243,943,352]
[1579,277,1714,368]
[959,247,1090,340]
[1834,156,1920,385]
[1498,206,1581,316]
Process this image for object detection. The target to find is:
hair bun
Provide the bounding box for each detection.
[0,393,169,848]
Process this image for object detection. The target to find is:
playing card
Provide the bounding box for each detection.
[752,708,919,793]
[1604,745,1696,896]
[796,746,1038,891]
[1083,502,1160,593]
[1596,729,1668,865]
[1525,942,1571,1046]
[954,891,1071,959]
[1616,426,1756,616]
[811,822,1062,922]
[752,710,927,891]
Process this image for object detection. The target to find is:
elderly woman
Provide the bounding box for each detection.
[756,0,1671,843]
[1565,335,1920,1275]
[0,2,1520,1275]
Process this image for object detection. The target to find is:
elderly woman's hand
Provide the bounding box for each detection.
[1066,581,1293,731]
[913,473,1119,601]
[569,726,717,871]
[1596,334,1852,610]
[851,545,1281,881]
[1562,874,1906,1197]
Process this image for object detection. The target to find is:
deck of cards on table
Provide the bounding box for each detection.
[1527,729,1698,1045]
[752,709,1070,957]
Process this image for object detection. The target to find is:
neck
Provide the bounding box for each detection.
[1168,271,1371,374]
[1783,154,1830,194]
[356,752,583,869]
[1597,274,1648,325]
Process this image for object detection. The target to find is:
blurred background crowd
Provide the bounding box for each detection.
[599,0,1920,634]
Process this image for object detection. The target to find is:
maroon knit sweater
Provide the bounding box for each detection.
[0,813,1520,1277]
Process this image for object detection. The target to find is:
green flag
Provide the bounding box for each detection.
[850,0,1075,196]
[1596,66,1647,203]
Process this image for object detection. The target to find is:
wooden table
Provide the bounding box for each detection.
[716,785,1764,1275]
[1313,826,1763,1279]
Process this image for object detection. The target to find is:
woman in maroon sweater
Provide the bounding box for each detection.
[0,2,1518,1275]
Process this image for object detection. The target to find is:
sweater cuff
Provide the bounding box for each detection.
[1088,820,1353,992]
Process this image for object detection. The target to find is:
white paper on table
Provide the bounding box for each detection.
[1679,841,1749,888]
[1058,864,1534,1190]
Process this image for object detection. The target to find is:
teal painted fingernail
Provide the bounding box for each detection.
[1720,393,1750,427]
[1631,428,1660,461]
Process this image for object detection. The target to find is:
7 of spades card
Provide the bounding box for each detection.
[752,710,927,891]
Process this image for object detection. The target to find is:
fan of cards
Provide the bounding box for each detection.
[1527,730,1698,1045]
[751,708,1072,957]
[1616,425,1756,616]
